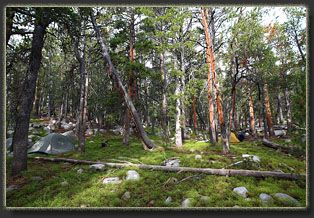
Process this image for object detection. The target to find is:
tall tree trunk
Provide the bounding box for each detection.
[201,8,229,152]
[200,8,217,146]
[180,44,186,141]
[192,95,199,135]
[284,88,292,133]
[74,34,87,152]
[175,78,183,147]
[11,12,50,176]
[248,87,257,137]
[90,12,156,150]
[277,93,284,124]
[123,7,135,146]
[229,86,236,131]
[264,84,274,137]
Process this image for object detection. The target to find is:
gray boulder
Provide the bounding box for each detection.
[301,134,306,143]
[121,191,130,200]
[103,177,121,185]
[77,169,84,174]
[272,193,301,206]
[126,170,140,181]
[6,185,18,192]
[99,129,107,134]
[165,159,180,167]
[31,176,43,181]
[85,129,94,135]
[7,130,14,136]
[6,138,12,150]
[181,198,192,207]
[61,181,68,187]
[32,122,41,128]
[233,186,248,198]
[184,134,191,139]
[259,193,274,204]
[200,196,210,202]
[89,164,105,171]
[63,123,74,130]
[165,196,172,204]
[274,130,286,137]
[242,154,260,164]
[195,155,202,160]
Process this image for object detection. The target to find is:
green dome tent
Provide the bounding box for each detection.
[28,133,75,155]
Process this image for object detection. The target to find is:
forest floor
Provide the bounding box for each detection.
[5,120,307,208]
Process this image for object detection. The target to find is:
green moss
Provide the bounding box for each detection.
[6,129,306,208]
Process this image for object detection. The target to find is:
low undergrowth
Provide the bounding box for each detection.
[5,130,307,208]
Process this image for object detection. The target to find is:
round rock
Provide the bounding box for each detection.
[272,193,301,206]
[259,193,274,204]
[126,170,140,181]
[233,186,248,198]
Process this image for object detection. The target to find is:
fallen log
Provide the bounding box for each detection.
[262,138,291,153]
[291,124,306,131]
[28,156,305,181]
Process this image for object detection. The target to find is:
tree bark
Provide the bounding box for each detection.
[175,75,183,147]
[264,83,275,137]
[28,156,306,181]
[192,95,199,135]
[74,28,87,152]
[180,44,186,141]
[201,8,229,153]
[277,93,284,124]
[11,11,50,176]
[200,8,217,146]
[90,12,156,150]
[248,87,257,137]
[284,88,292,133]
[123,7,136,146]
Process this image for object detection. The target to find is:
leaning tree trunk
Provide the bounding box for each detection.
[11,15,50,176]
[123,7,136,146]
[90,12,156,150]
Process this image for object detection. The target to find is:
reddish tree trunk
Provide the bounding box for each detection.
[192,95,199,135]
[200,8,217,146]
[264,84,275,137]
[201,8,229,153]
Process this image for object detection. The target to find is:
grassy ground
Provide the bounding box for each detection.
[5,127,307,208]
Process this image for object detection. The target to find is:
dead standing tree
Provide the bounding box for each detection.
[90,12,156,150]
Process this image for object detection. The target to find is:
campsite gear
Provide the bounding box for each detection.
[237,133,245,141]
[28,133,75,155]
[218,132,240,143]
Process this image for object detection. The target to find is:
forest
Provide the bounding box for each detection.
[5,6,307,208]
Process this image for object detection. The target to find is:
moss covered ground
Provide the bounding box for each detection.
[5,127,307,208]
